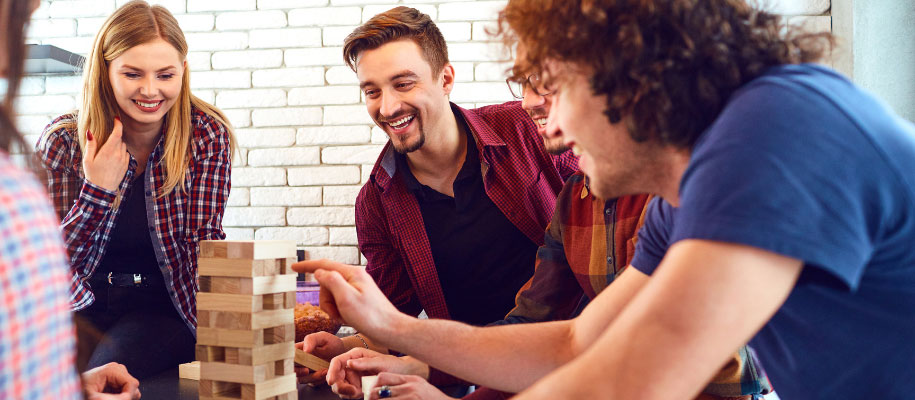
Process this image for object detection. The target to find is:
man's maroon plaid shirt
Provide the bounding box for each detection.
[355,101,578,321]
[36,107,232,333]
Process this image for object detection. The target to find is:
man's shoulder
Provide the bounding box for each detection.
[462,101,539,142]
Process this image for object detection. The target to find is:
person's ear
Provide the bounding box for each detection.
[441,63,456,95]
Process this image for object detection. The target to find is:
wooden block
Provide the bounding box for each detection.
[205,309,293,331]
[198,309,212,327]
[294,349,330,371]
[196,345,225,362]
[261,293,285,310]
[280,257,296,274]
[199,258,281,278]
[241,374,296,400]
[198,292,264,313]
[274,358,294,376]
[273,392,296,400]
[283,292,295,309]
[179,361,200,380]
[200,362,267,384]
[237,342,295,366]
[199,275,296,296]
[224,348,243,365]
[264,324,294,344]
[199,379,239,398]
[199,240,296,260]
[198,327,265,348]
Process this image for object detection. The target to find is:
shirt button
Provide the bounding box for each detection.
[606,256,613,264]
[605,208,611,215]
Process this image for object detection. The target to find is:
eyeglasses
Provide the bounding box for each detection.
[506,74,554,100]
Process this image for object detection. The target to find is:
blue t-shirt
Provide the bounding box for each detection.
[630,64,915,399]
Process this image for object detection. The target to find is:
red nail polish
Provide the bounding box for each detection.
[115,116,120,122]
[87,131,94,140]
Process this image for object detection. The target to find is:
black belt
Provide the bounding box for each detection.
[90,272,164,288]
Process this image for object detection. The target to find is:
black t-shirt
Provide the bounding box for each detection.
[395,117,537,326]
[96,174,161,278]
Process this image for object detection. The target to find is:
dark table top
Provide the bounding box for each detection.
[141,367,341,400]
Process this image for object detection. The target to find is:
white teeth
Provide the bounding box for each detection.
[572,144,583,156]
[135,100,160,108]
[388,115,414,128]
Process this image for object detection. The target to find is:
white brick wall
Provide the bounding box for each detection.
[24,0,830,264]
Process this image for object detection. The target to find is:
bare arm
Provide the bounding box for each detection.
[515,239,802,399]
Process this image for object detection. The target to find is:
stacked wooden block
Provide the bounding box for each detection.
[196,240,298,400]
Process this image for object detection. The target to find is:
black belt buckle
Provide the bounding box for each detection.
[106,272,149,288]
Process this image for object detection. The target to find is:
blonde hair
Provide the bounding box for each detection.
[55,0,235,197]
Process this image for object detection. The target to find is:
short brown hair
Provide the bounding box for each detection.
[343,6,448,75]
[497,0,834,149]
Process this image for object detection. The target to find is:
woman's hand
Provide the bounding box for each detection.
[82,362,141,400]
[295,331,348,385]
[365,372,458,400]
[83,117,130,192]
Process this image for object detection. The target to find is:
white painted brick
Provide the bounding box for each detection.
[223,207,286,226]
[116,0,186,12]
[250,28,322,49]
[289,7,361,27]
[250,187,322,206]
[249,147,320,166]
[438,22,472,42]
[228,187,250,206]
[288,207,354,226]
[223,109,252,128]
[471,21,500,41]
[329,227,357,245]
[251,107,322,127]
[323,185,362,206]
[297,125,370,145]
[175,14,215,32]
[451,82,513,103]
[236,128,296,148]
[475,61,512,81]
[19,78,45,96]
[370,126,389,144]
[41,36,95,55]
[187,52,212,71]
[255,227,328,245]
[29,19,76,38]
[361,164,373,183]
[286,47,345,66]
[326,66,357,84]
[190,70,251,89]
[252,67,324,88]
[18,116,54,137]
[288,166,360,186]
[216,89,286,108]
[324,105,373,125]
[216,10,287,31]
[449,42,509,62]
[33,1,50,18]
[49,1,115,18]
[212,50,283,70]
[16,95,75,116]
[301,246,359,264]
[322,25,359,47]
[363,5,437,22]
[440,1,505,21]
[289,86,359,106]
[233,149,247,167]
[321,145,384,165]
[193,90,216,104]
[452,62,474,82]
[75,17,106,36]
[186,32,249,51]
[257,0,329,9]
[787,15,831,33]
[188,0,257,12]
[45,75,83,94]
[331,0,394,5]
[224,228,254,240]
[231,167,287,186]
[764,0,830,16]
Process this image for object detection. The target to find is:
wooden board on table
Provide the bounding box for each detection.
[179,361,200,380]
[197,308,293,331]
[294,349,330,371]
[198,275,296,296]
[199,240,296,260]
[198,257,292,278]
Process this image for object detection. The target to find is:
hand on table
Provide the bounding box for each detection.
[326,348,429,398]
[295,331,347,385]
[83,117,130,192]
[291,259,404,342]
[364,372,458,400]
[82,362,141,400]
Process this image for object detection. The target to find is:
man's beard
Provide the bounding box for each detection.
[391,116,425,154]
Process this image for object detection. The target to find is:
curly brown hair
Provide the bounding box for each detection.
[497,0,834,148]
[343,6,448,75]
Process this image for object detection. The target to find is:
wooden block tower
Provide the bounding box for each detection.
[196,240,298,400]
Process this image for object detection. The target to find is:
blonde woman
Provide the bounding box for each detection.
[37,0,235,378]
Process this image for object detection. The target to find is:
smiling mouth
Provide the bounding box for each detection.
[386,115,415,130]
[133,99,163,111]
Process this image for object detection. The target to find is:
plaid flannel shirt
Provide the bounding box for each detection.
[36,107,232,333]
[356,101,577,321]
[466,172,771,399]
[0,151,82,399]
